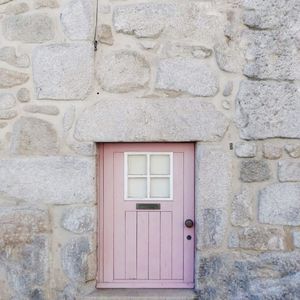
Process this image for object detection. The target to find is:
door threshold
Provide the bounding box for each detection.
[79,289,198,300]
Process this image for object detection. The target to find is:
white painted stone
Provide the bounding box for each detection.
[235,142,256,158]
[16,88,30,103]
[34,0,58,9]
[0,93,16,110]
[293,232,300,248]
[97,24,114,45]
[75,98,229,142]
[155,58,218,97]
[23,105,59,115]
[214,43,245,73]
[97,50,150,93]
[33,43,94,100]
[113,2,226,45]
[0,68,29,88]
[63,105,76,134]
[3,13,54,43]
[285,144,300,158]
[231,187,253,227]
[0,110,17,120]
[263,143,282,160]
[0,156,95,204]
[0,47,30,68]
[278,160,300,182]
[60,0,95,40]
[258,183,300,226]
[1,2,29,15]
[196,145,232,210]
[61,207,95,234]
[236,80,300,139]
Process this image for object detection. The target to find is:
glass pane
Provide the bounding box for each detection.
[150,155,170,175]
[128,155,147,175]
[150,178,170,198]
[128,178,147,198]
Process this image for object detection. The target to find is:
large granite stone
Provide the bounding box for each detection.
[10,117,59,155]
[235,142,256,158]
[155,58,219,97]
[278,160,300,182]
[60,0,95,40]
[113,2,226,46]
[0,68,29,88]
[74,98,229,142]
[32,43,94,100]
[96,50,150,93]
[0,156,95,204]
[3,13,54,43]
[259,183,300,226]
[235,80,300,139]
[240,160,271,182]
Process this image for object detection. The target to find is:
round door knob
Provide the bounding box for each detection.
[185,219,194,228]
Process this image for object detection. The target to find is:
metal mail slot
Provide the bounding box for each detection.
[136,203,160,210]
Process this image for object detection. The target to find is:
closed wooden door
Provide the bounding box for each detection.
[97,143,194,288]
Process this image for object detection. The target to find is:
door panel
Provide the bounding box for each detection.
[98,143,194,288]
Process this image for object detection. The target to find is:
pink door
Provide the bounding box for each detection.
[97,143,194,288]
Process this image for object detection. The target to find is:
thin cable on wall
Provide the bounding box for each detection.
[94,0,99,51]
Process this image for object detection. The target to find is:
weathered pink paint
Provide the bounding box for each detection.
[97,143,195,288]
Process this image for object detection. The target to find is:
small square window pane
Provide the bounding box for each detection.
[128,155,147,175]
[150,155,170,175]
[150,178,170,198]
[128,178,147,198]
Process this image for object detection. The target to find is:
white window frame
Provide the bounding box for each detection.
[124,152,173,201]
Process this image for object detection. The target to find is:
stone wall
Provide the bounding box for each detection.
[0,0,299,299]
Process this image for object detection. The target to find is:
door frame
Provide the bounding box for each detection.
[96,143,195,288]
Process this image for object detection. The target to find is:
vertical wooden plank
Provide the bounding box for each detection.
[172,152,184,280]
[125,211,137,279]
[137,212,149,279]
[160,211,172,279]
[113,152,126,279]
[148,212,160,279]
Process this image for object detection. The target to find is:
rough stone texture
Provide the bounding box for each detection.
[214,43,245,73]
[0,47,30,68]
[0,110,17,120]
[197,208,226,249]
[236,80,300,139]
[1,2,29,15]
[69,141,96,156]
[10,117,59,155]
[259,183,300,226]
[163,42,212,59]
[3,13,54,43]
[113,2,226,46]
[61,207,95,234]
[278,160,300,182]
[231,187,253,227]
[60,0,94,41]
[263,143,282,160]
[34,0,58,9]
[61,237,91,282]
[75,98,229,142]
[285,144,300,158]
[97,24,114,45]
[0,207,49,248]
[197,252,300,299]
[293,232,300,249]
[229,227,286,251]
[223,80,233,97]
[0,93,15,110]
[240,160,270,182]
[16,87,30,102]
[235,142,256,158]
[96,50,150,93]
[0,156,95,204]
[155,58,219,97]
[0,0,12,4]
[33,43,94,100]
[244,30,300,80]
[0,68,29,88]
[23,105,59,116]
